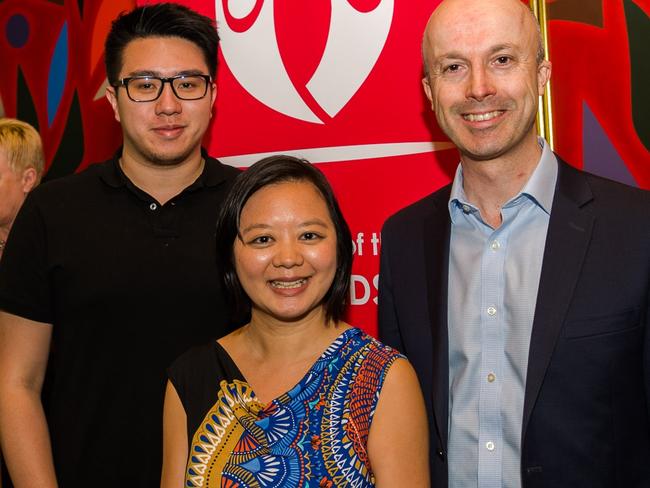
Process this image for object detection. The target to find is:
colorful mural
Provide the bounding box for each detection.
[0,0,132,181]
[546,0,650,187]
[1,0,647,184]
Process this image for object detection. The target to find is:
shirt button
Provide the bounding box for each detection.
[486,441,495,451]
[149,203,158,211]
[462,204,471,213]
[487,306,497,316]
[487,373,496,383]
[490,240,500,251]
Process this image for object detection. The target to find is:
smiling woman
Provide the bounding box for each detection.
[161,156,430,488]
[233,180,339,325]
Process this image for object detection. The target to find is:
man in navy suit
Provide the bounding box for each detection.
[378,0,650,486]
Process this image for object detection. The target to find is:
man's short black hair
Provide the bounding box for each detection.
[105,3,219,85]
[216,155,354,325]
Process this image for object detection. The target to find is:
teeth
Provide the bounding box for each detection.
[463,111,502,122]
[270,279,306,289]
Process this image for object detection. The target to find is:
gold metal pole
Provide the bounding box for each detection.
[530,0,554,149]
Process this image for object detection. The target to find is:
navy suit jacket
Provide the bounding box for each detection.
[378,159,650,487]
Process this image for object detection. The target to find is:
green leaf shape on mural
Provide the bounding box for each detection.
[44,91,84,181]
[16,67,39,131]
[625,0,650,151]
[547,0,603,26]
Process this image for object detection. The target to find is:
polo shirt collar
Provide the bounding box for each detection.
[97,151,124,188]
[99,148,228,190]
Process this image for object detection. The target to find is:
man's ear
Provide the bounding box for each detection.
[106,85,121,122]
[422,77,434,111]
[209,82,217,118]
[537,60,552,96]
[21,167,38,193]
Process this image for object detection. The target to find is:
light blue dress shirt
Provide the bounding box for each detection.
[447,139,558,488]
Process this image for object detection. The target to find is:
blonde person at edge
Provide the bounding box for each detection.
[0,118,43,487]
[0,118,44,261]
[161,155,429,487]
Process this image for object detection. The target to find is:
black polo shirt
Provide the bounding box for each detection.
[0,153,240,487]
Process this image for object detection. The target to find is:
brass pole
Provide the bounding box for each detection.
[530,0,554,149]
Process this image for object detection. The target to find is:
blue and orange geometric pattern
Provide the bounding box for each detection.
[185,328,402,487]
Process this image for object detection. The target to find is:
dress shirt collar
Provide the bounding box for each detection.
[448,138,558,223]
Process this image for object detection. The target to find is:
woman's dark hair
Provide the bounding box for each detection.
[104,3,219,85]
[216,155,353,325]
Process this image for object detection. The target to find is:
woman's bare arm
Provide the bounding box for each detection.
[161,381,188,488]
[367,358,430,488]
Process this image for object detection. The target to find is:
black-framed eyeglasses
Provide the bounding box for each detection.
[113,75,212,102]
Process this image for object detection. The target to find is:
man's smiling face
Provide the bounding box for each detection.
[422,0,550,162]
[106,36,216,167]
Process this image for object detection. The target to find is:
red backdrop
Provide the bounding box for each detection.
[143,0,459,335]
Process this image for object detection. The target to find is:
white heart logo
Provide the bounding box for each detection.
[216,0,395,124]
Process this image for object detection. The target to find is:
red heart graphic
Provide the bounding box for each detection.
[274,0,331,93]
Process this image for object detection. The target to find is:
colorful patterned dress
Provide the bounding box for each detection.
[168,327,403,487]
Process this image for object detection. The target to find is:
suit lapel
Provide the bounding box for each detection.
[417,162,592,450]
[423,186,452,451]
[522,160,595,436]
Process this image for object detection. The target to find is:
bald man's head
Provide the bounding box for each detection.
[422,0,544,76]
[419,0,551,163]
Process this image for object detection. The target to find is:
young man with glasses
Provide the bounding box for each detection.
[0,4,239,487]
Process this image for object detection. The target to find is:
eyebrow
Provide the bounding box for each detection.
[299,219,330,228]
[239,219,330,235]
[488,43,517,55]
[437,43,518,62]
[123,69,207,78]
